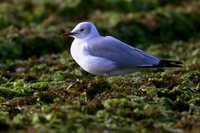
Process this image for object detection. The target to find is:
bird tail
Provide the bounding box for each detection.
[156,59,183,67]
[138,59,183,68]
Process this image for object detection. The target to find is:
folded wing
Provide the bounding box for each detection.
[87,36,160,68]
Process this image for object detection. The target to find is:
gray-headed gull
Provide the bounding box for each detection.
[63,22,182,76]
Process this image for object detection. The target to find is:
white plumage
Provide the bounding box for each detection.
[63,22,182,76]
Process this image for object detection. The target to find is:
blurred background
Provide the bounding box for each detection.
[0,1,200,132]
[0,0,200,63]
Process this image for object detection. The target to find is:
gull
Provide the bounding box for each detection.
[63,22,182,76]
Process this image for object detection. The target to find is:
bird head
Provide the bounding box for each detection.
[62,22,100,40]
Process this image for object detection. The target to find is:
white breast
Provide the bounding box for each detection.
[70,39,117,76]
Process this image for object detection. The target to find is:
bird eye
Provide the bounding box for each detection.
[80,29,84,32]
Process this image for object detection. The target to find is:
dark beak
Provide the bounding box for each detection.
[62,32,77,38]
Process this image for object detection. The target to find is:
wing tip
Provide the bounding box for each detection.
[158,59,183,67]
[137,59,183,68]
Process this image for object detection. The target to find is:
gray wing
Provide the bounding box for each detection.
[87,36,160,68]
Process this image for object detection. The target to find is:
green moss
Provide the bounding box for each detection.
[30,64,49,73]
[0,0,200,132]
[0,86,21,99]
[0,112,10,131]
[0,96,5,103]
[31,82,49,90]
[187,71,200,84]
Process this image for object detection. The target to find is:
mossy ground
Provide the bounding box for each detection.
[0,0,200,133]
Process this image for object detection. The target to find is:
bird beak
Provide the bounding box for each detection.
[62,32,77,38]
